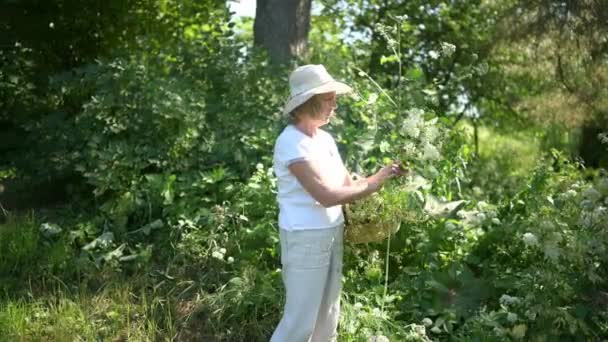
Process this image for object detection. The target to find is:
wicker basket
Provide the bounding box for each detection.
[343,194,402,244]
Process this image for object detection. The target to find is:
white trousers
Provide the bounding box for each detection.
[270,224,344,342]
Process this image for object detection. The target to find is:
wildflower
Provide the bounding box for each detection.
[474,212,487,225]
[227,256,235,264]
[429,50,439,59]
[402,110,423,136]
[583,187,602,202]
[507,312,518,323]
[525,310,537,320]
[440,42,456,57]
[422,317,433,326]
[476,62,489,75]
[408,108,425,118]
[402,142,417,157]
[39,222,62,237]
[421,142,440,161]
[219,247,227,254]
[421,125,440,143]
[499,294,520,306]
[366,93,379,105]
[368,335,389,342]
[386,38,397,49]
[211,251,224,260]
[522,232,538,247]
[476,201,489,211]
[402,119,421,138]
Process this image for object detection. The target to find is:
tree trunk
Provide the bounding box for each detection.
[578,123,605,168]
[254,0,312,65]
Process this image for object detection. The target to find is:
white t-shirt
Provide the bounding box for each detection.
[273,125,346,230]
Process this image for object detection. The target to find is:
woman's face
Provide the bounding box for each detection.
[314,92,337,126]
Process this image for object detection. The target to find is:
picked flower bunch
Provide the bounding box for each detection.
[344,108,449,244]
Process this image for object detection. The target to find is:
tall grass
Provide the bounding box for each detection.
[0,282,177,341]
[463,123,541,202]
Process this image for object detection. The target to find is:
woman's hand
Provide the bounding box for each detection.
[367,162,407,192]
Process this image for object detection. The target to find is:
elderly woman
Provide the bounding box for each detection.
[271,64,403,342]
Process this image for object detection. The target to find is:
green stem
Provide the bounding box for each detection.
[380,221,398,315]
[354,66,398,108]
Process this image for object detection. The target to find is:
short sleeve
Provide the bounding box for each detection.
[274,133,314,167]
[323,131,345,166]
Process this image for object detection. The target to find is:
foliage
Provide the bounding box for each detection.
[0,213,72,292]
[1,1,608,341]
[466,125,541,202]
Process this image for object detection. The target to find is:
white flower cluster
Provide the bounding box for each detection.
[499,294,521,306]
[368,334,390,342]
[440,42,456,57]
[579,205,608,229]
[39,222,63,237]
[374,23,398,50]
[582,187,602,203]
[577,177,608,229]
[211,247,234,263]
[522,232,539,247]
[598,132,608,145]
[402,109,423,139]
[400,108,443,165]
[456,201,499,227]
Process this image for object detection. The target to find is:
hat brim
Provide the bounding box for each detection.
[283,81,352,114]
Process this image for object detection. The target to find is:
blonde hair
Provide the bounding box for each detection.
[289,94,324,123]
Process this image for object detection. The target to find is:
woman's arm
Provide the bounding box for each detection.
[288,160,400,208]
[342,164,354,186]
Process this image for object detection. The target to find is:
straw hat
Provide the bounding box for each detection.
[283,64,352,114]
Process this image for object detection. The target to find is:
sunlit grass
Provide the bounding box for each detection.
[477,125,541,174]
[0,282,177,341]
[458,122,542,201]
